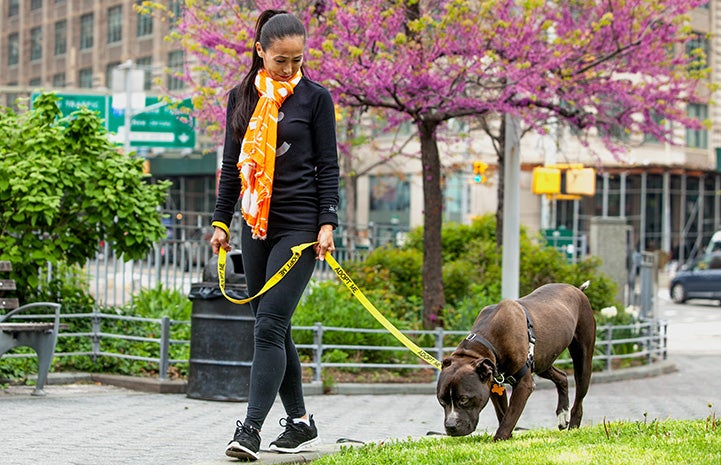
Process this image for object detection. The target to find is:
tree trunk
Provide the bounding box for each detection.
[418,120,446,329]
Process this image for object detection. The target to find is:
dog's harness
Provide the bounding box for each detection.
[463,302,536,387]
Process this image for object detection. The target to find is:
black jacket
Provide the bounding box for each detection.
[212,76,340,234]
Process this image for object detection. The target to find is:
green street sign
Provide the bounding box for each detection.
[32,92,110,122]
[108,96,196,149]
[31,92,196,150]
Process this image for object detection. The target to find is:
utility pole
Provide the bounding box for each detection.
[502,113,521,300]
[113,60,145,154]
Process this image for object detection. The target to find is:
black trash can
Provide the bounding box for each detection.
[187,250,254,402]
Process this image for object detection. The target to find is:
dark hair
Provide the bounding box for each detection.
[231,10,307,142]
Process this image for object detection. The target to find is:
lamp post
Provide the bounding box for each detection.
[112,60,145,154]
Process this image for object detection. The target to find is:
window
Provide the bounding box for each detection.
[78,68,93,88]
[686,103,708,149]
[170,0,182,18]
[595,97,630,142]
[31,0,42,10]
[443,172,465,223]
[7,33,19,66]
[52,73,66,87]
[135,56,153,90]
[169,0,183,29]
[5,83,19,110]
[29,77,41,87]
[136,1,153,37]
[80,13,94,50]
[54,20,67,56]
[107,5,123,44]
[368,174,411,230]
[167,50,185,90]
[30,27,43,61]
[106,61,121,88]
[643,111,667,144]
[686,32,709,71]
[8,0,19,16]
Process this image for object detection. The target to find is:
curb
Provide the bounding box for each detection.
[44,359,677,396]
[189,443,365,465]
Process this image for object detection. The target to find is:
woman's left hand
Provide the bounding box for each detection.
[315,224,335,261]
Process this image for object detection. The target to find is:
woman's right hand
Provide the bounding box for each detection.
[210,227,232,255]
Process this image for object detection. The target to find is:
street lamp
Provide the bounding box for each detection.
[112,60,145,154]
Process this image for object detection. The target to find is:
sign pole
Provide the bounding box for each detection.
[122,61,132,154]
[502,113,521,300]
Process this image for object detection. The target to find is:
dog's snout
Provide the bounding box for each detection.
[444,423,468,437]
[444,411,469,437]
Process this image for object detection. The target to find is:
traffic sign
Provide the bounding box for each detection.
[31,92,196,150]
[108,96,196,149]
[32,92,110,122]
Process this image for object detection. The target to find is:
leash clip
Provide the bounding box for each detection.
[494,373,505,385]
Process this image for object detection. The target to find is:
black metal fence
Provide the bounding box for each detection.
[5,313,668,382]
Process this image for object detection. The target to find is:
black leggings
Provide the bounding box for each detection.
[240,223,317,431]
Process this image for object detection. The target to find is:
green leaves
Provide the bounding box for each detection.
[0,93,171,300]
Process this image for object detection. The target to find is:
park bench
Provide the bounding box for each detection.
[0,260,64,396]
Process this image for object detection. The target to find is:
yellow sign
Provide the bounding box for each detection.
[566,168,596,196]
[531,167,561,194]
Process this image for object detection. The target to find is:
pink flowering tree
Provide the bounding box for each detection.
[148,0,710,328]
[140,0,408,250]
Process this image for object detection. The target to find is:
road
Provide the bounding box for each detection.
[655,285,721,355]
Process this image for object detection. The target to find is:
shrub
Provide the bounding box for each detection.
[343,214,619,328]
[293,280,422,366]
[93,285,191,378]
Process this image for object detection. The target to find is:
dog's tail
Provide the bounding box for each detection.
[579,280,591,292]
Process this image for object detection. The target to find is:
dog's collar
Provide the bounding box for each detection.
[462,303,536,387]
[462,333,500,361]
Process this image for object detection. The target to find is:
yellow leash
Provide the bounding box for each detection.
[217,241,442,370]
[323,253,443,370]
[217,242,316,305]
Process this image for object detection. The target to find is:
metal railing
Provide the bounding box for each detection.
[83,211,398,307]
[3,314,668,382]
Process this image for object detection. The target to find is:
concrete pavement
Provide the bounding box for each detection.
[2,289,721,465]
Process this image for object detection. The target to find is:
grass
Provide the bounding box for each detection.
[314,417,720,465]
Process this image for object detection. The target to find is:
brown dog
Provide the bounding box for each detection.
[436,282,596,440]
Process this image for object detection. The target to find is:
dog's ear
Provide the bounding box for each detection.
[472,358,496,382]
[441,358,453,369]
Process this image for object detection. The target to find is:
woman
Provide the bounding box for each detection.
[210,9,339,462]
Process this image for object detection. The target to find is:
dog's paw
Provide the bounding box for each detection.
[557,409,570,430]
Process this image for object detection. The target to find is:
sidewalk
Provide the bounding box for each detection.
[2,354,718,465]
[2,286,720,465]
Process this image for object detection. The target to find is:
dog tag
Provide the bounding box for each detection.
[492,383,505,396]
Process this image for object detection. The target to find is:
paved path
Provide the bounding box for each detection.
[2,287,720,465]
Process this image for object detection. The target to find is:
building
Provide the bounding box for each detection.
[0,0,217,217]
[1,0,719,267]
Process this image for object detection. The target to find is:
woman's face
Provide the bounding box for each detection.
[256,35,305,82]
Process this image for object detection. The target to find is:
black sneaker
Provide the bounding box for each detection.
[269,415,319,453]
[225,420,261,461]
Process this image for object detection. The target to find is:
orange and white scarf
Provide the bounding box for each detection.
[238,68,302,239]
